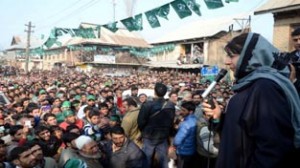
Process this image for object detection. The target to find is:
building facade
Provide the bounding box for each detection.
[255,0,300,52]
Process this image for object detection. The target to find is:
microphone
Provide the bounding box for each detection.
[201,69,228,98]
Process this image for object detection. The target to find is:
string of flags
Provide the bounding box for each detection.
[103,0,238,32]
[27,0,239,52]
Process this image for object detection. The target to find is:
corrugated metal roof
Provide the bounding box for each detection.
[145,60,201,69]
[151,13,249,44]
[254,0,300,15]
[6,35,46,50]
[50,26,151,49]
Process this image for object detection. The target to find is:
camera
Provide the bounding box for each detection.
[292,62,300,79]
[273,52,300,78]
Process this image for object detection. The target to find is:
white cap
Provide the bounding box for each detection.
[74,135,93,150]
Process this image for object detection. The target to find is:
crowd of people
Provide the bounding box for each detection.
[0,65,233,168]
[0,30,300,168]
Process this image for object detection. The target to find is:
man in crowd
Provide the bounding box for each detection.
[138,83,176,168]
[102,126,145,168]
[74,135,103,168]
[59,110,84,130]
[121,97,142,148]
[289,28,300,95]
[25,141,58,168]
[34,125,62,158]
[130,85,139,104]
[290,28,300,61]
[77,95,97,119]
[0,139,9,167]
[173,101,197,168]
[9,146,37,168]
[58,132,80,167]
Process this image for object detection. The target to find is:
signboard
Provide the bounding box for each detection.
[200,65,219,82]
[201,65,219,76]
[94,55,115,64]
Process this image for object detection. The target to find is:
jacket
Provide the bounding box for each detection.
[173,114,197,156]
[121,107,142,147]
[137,98,175,144]
[104,138,146,168]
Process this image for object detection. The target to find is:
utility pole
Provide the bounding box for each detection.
[233,15,251,33]
[25,21,34,74]
[113,0,116,22]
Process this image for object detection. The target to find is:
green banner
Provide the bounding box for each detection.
[49,29,56,39]
[121,14,143,31]
[171,0,192,19]
[183,0,201,16]
[103,22,118,33]
[44,38,57,48]
[68,45,97,51]
[204,0,224,9]
[55,28,74,37]
[157,4,170,20]
[73,28,96,38]
[145,9,161,28]
[225,0,239,3]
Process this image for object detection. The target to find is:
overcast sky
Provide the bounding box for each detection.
[0,0,272,50]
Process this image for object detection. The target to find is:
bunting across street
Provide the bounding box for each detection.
[103,22,118,32]
[145,10,161,28]
[156,4,171,20]
[14,0,240,57]
[204,0,224,9]
[184,0,202,16]
[171,0,193,19]
[121,14,143,31]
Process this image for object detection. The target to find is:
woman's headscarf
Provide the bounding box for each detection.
[230,33,300,148]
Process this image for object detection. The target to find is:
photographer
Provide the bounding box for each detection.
[289,28,300,96]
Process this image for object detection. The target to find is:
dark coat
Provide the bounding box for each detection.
[103,138,146,168]
[216,79,300,168]
[137,98,175,144]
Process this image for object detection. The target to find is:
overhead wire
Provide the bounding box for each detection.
[34,0,83,25]
[35,0,100,33]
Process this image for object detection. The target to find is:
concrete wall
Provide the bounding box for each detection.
[43,48,77,70]
[150,45,182,62]
[205,32,240,69]
[273,11,300,52]
[150,32,240,69]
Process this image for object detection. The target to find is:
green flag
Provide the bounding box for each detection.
[204,0,224,9]
[73,28,96,38]
[103,22,118,33]
[121,17,136,31]
[134,14,143,31]
[121,14,143,31]
[156,4,170,20]
[49,28,56,39]
[225,0,239,3]
[183,0,201,16]
[171,0,192,19]
[145,9,161,28]
[55,28,73,37]
[44,38,57,48]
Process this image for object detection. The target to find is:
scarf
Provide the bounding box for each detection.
[232,33,300,148]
